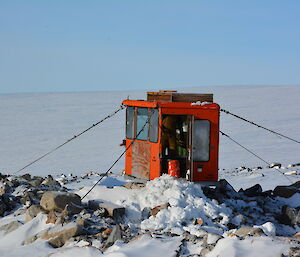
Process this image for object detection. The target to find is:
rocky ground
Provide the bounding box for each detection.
[0,170,300,256]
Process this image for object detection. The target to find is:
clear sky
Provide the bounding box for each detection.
[0,0,299,94]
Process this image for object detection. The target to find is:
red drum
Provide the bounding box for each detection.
[168,160,180,178]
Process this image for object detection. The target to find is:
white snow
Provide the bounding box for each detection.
[104,234,182,257]
[122,175,232,234]
[206,237,289,257]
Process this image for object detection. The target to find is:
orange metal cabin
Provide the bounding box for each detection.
[122,91,220,182]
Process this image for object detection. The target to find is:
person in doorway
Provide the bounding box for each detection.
[162,115,177,159]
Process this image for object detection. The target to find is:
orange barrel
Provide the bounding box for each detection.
[168,160,180,178]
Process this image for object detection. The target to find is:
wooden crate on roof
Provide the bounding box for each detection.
[147,90,213,103]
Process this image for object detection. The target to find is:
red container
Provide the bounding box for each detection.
[168,160,180,178]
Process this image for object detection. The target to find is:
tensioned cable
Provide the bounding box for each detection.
[15,105,125,174]
[81,109,155,200]
[219,130,292,183]
[220,109,300,144]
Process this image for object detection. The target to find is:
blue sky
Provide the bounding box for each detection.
[0,1,299,93]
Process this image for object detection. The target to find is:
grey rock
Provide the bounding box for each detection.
[28,177,43,187]
[279,205,300,226]
[40,191,82,213]
[88,200,125,220]
[273,186,299,198]
[42,175,61,187]
[243,184,262,197]
[105,224,122,247]
[25,204,44,223]
[0,183,9,195]
[234,226,265,237]
[141,207,151,220]
[42,222,84,248]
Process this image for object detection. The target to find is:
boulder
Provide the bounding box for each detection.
[243,184,262,197]
[273,186,299,198]
[206,232,222,245]
[88,199,125,220]
[46,210,58,224]
[28,177,43,187]
[123,182,145,189]
[291,180,300,188]
[105,224,122,247]
[40,191,82,213]
[25,204,44,222]
[0,220,22,235]
[0,183,9,195]
[42,175,61,187]
[150,203,169,217]
[279,205,300,226]
[234,226,265,237]
[42,222,84,248]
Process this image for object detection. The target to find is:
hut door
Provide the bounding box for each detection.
[186,115,194,181]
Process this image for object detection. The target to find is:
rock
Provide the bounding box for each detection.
[93,207,108,218]
[214,179,238,201]
[273,186,299,198]
[21,174,31,181]
[194,218,204,226]
[243,184,262,197]
[150,203,169,217]
[123,182,145,189]
[293,232,300,238]
[0,183,9,195]
[42,222,84,248]
[141,207,151,220]
[42,175,61,187]
[105,224,122,247]
[291,180,300,188]
[0,201,7,216]
[46,210,58,224]
[0,220,22,234]
[28,177,43,187]
[230,214,246,226]
[75,217,87,227]
[25,232,45,245]
[279,205,300,226]
[20,191,35,205]
[269,163,281,168]
[234,226,265,237]
[88,200,125,220]
[206,232,222,245]
[0,194,18,212]
[25,204,44,222]
[200,245,215,256]
[102,227,113,238]
[40,191,82,213]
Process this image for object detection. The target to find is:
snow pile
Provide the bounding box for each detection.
[122,175,232,234]
[206,237,289,257]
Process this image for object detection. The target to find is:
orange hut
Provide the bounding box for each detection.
[122,91,220,182]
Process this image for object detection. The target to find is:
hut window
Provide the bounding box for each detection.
[193,119,210,162]
[136,108,149,141]
[149,108,159,143]
[126,107,135,139]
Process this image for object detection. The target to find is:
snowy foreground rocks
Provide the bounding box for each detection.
[0,172,300,256]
